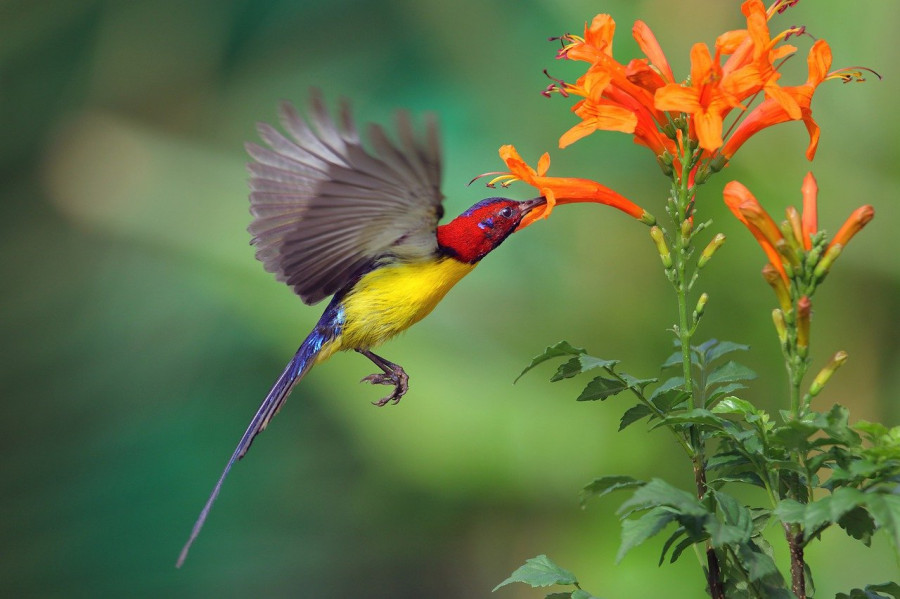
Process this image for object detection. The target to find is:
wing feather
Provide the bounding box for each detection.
[248,92,444,305]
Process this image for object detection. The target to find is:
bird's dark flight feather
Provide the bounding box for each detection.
[247,91,444,305]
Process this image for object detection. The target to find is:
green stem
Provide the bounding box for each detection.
[669,137,725,599]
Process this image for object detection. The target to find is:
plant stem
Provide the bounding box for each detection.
[671,143,725,599]
[783,523,806,599]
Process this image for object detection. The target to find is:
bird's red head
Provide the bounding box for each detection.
[436,197,545,264]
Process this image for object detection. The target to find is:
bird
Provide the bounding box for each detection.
[176,92,545,567]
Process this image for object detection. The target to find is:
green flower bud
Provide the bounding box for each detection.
[650,226,672,269]
[697,234,726,269]
[809,351,849,397]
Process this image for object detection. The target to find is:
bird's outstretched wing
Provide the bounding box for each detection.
[246,91,444,305]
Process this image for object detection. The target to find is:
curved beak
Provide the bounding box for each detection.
[515,197,548,231]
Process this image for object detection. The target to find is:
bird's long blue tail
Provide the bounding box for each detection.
[176,326,332,567]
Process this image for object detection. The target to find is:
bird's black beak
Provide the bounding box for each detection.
[514,197,548,231]
[519,197,547,214]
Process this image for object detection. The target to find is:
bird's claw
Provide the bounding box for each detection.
[361,368,409,406]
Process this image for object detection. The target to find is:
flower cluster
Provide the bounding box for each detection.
[489,0,873,228]
[723,172,874,346]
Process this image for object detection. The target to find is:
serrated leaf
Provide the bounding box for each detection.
[705,382,749,406]
[704,340,750,363]
[516,341,585,382]
[661,351,683,370]
[577,376,627,401]
[617,506,675,563]
[658,526,686,566]
[620,373,657,392]
[581,475,645,507]
[550,355,618,382]
[570,591,600,599]
[650,377,686,400]
[619,404,653,431]
[839,506,875,546]
[493,555,577,591]
[706,492,754,548]
[736,541,782,583]
[618,478,708,518]
[865,493,900,550]
[837,582,900,599]
[705,361,757,390]
[652,409,728,432]
[712,396,758,416]
[774,499,806,525]
[669,534,696,563]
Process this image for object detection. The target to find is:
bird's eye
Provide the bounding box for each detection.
[498,206,514,218]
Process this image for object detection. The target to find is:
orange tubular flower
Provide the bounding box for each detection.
[723,180,788,283]
[491,145,655,229]
[721,39,831,161]
[655,43,742,152]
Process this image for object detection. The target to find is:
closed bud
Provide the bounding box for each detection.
[698,234,726,269]
[813,244,843,281]
[694,165,711,185]
[797,295,812,356]
[809,351,849,397]
[673,116,686,130]
[775,238,802,273]
[772,309,789,347]
[656,155,674,176]
[681,218,693,241]
[650,226,672,268]
[762,264,793,313]
[708,154,727,173]
[694,293,709,321]
[785,207,804,250]
[662,122,677,139]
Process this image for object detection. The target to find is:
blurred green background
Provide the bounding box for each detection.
[2,0,898,596]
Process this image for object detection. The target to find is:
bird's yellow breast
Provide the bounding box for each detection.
[319,257,477,360]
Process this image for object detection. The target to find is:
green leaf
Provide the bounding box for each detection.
[711,396,758,416]
[544,594,575,599]
[516,341,585,382]
[617,506,675,562]
[577,376,627,401]
[618,478,708,519]
[708,491,753,547]
[704,341,750,363]
[705,361,757,390]
[661,351,683,370]
[836,581,900,599]
[493,555,577,591]
[653,408,727,431]
[581,475,645,507]
[550,355,618,382]
[839,506,875,546]
[736,541,782,583]
[865,493,900,550]
[658,526,687,566]
[569,591,600,599]
[619,404,653,431]
[774,499,806,524]
[620,373,657,393]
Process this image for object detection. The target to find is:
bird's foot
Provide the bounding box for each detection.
[361,367,409,406]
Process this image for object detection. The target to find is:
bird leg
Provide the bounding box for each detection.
[356,349,409,406]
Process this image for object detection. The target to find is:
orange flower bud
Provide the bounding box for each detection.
[796,295,812,355]
[801,172,818,250]
[828,205,875,251]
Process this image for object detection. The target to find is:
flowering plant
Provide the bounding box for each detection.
[486,2,894,598]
